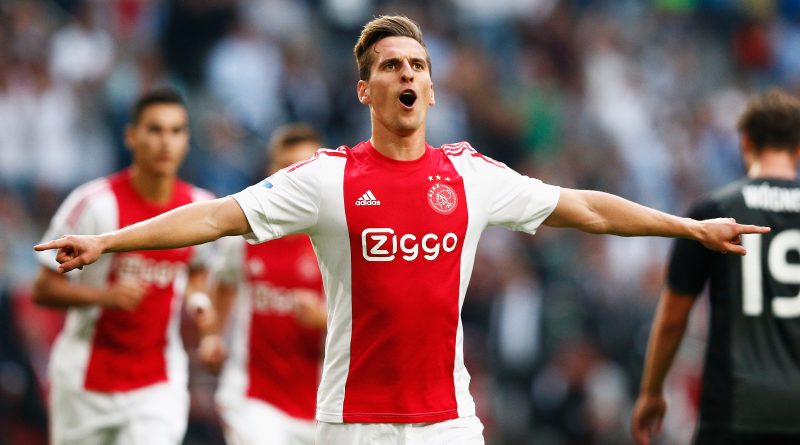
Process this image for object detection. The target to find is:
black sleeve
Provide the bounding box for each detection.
[666,199,720,297]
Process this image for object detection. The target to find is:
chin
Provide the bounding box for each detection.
[393,117,424,135]
[151,167,179,177]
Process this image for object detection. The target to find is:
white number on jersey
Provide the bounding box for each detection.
[742,230,800,317]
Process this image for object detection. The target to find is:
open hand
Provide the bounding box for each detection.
[198,334,227,374]
[101,280,147,311]
[294,289,327,329]
[697,218,770,255]
[631,393,666,445]
[34,235,105,273]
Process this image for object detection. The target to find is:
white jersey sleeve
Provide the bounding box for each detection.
[445,142,560,235]
[189,186,217,269]
[486,167,560,234]
[231,157,323,244]
[213,236,245,285]
[36,178,111,270]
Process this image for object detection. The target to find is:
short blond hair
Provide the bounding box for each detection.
[353,15,431,81]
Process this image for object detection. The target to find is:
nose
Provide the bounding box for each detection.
[400,60,414,82]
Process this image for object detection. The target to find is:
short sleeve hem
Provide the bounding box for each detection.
[231,190,280,244]
[511,183,561,234]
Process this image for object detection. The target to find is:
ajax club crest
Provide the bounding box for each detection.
[427,182,458,215]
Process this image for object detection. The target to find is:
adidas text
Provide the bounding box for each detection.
[356,190,381,206]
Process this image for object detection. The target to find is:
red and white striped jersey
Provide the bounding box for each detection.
[36,169,213,392]
[215,235,324,420]
[232,141,560,424]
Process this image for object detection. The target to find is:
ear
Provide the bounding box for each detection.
[741,132,754,156]
[124,124,135,151]
[740,132,756,169]
[429,82,435,106]
[357,80,370,105]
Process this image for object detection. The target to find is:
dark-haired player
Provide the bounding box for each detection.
[33,88,215,445]
[633,89,800,445]
[36,17,768,445]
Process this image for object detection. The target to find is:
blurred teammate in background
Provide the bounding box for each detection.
[33,88,216,445]
[632,89,800,445]
[36,16,770,445]
[199,124,326,445]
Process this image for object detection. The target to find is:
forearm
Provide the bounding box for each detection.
[211,282,237,334]
[184,269,214,335]
[639,290,694,395]
[577,191,700,238]
[101,197,248,254]
[33,268,103,308]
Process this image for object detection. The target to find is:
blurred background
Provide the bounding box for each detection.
[1,0,799,444]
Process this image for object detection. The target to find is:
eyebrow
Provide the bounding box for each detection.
[380,57,427,66]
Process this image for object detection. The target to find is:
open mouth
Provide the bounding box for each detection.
[399,90,417,108]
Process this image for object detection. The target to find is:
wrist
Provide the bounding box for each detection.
[98,233,113,254]
[639,384,664,398]
[684,218,704,241]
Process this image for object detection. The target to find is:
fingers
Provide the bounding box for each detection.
[632,422,651,445]
[738,224,771,234]
[725,242,747,256]
[118,281,147,298]
[33,238,68,252]
[198,335,226,374]
[109,280,146,311]
[55,249,76,264]
[57,256,87,273]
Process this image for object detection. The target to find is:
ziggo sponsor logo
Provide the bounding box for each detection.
[252,282,295,315]
[361,228,458,262]
[114,254,185,287]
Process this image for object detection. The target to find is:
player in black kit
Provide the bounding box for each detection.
[632,89,800,445]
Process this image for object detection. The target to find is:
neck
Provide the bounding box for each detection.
[369,122,427,161]
[747,149,799,181]
[129,165,176,204]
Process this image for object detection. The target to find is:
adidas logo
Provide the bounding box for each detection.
[356,190,381,206]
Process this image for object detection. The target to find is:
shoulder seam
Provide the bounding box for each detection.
[286,148,347,173]
[441,142,506,168]
[65,178,111,228]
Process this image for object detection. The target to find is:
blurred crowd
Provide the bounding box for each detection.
[2,0,800,444]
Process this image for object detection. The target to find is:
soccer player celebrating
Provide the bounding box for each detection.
[33,88,215,445]
[36,17,769,445]
[199,124,326,445]
[632,90,800,445]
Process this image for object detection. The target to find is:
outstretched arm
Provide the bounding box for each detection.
[543,188,769,254]
[34,197,250,273]
[631,289,695,445]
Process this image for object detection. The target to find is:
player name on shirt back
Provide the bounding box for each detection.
[742,183,800,212]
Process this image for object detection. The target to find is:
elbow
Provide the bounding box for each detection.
[32,269,61,307]
[31,278,51,307]
[581,217,611,235]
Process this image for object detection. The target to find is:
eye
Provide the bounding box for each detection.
[385,61,396,70]
[413,62,424,70]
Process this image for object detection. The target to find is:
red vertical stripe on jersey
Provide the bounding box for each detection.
[244,235,324,420]
[83,170,194,392]
[342,142,468,423]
